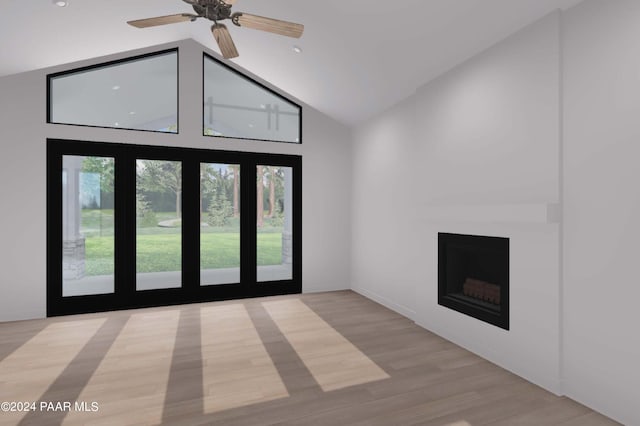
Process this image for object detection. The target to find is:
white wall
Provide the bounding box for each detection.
[350,95,420,318]
[563,1,640,424]
[415,12,562,394]
[0,68,47,321]
[352,2,640,423]
[0,39,352,322]
[353,12,563,393]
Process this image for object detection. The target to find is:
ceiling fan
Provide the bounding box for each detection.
[127,0,304,59]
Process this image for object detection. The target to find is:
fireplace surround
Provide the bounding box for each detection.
[438,233,509,330]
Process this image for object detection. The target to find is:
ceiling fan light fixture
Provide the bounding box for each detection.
[53,0,69,7]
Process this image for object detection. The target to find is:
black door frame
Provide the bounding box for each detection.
[47,138,302,316]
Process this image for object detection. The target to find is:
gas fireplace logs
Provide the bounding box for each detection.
[462,278,501,305]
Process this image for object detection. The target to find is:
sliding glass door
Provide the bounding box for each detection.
[61,155,115,297]
[48,139,301,316]
[200,163,241,286]
[257,165,293,282]
[135,159,183,291]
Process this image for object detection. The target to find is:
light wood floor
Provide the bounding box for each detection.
[0,291,618,426]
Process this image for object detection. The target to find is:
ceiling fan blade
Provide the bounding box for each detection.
[221,0,238,4]
[212,24,239,59]
[232,13,304,38]
[127,14,196,29]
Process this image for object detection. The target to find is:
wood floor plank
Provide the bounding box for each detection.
[487,398,594,426]
[559,411,622,426]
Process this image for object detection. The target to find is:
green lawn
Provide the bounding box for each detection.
[84,232,282,275]
[84,236,115,276]
[81,209,285,276]
[81,209,114,237]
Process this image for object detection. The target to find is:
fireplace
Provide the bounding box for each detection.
[438,233,509,330]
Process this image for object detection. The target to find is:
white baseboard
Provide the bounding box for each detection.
[351,286,416,321]
[303,282,350,293]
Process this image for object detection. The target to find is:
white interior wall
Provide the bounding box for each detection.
[350,95,420,319]
[0,39,352,322]
[563,1,640,424]
[414,12,562,394]
[352,2,640,423]
[0,68,46,321]
[353,12,562,393]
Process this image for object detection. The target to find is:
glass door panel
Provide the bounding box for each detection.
[257,166,293,282]
[136,159,182,290]
[62,155,115,296]
[200,163,241,285]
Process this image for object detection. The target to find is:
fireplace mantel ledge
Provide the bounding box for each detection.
[424,203,560,224]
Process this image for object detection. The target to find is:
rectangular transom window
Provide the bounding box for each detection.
[203,54,301,143]
[48,49,178,133]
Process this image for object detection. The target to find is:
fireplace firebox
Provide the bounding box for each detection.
[438,233,509,330]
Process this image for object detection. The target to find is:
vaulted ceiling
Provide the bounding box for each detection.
[0,0,582,125]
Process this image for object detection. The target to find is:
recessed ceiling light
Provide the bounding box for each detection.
[129,111,136,115]
[260,104,266,109]
[292,46,302,54]
[114,122,120,127]
[53,0,68,7]
[112,85,120,91]
[248,123,255,128]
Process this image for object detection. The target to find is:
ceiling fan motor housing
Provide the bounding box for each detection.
[187,0,232,22]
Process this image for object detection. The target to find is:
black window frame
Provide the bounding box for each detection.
[46,48,180,134]
[47,138,302,317]
[202,52,303,144]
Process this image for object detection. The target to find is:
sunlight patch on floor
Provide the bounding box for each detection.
[0,319,105,424]
[262,299,390,392]
[201,304,289,413]
[63,310,179,426]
